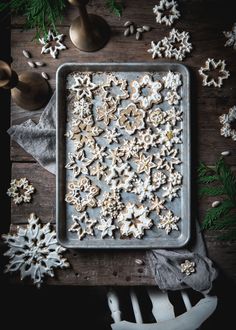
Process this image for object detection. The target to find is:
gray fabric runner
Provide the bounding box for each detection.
[7,92,218,294]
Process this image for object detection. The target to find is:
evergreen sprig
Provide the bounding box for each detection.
[106,0,124,17]
[0,0,66,39]
[198,157,236,240]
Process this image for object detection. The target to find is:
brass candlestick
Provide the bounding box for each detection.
[68,0,110,52]
[0,60,50,110]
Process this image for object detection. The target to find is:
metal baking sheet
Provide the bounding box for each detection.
[56,63,191,249]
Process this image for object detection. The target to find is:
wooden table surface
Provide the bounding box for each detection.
[2,0,236,286]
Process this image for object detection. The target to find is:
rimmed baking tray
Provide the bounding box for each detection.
[56,62,191,249]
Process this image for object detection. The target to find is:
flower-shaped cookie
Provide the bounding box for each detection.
[71,74,97,100]
[69,212,97,240]
[180,260,196,275]
[219,105,236,141]
[157,209,180,234]
[153,0,180,26]
[7,178,35,204]
[130,75,162,109]
[117,203,153,239]
[39,30,66,59]
[65,177,100,212]
[147,108,166,127]
[198,58,230,88]
[118,103,145,134]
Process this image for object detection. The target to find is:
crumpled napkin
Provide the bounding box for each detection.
[7,92,218,294]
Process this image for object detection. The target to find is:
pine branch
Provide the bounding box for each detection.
[106,0,124,17]
[199,185,226,198]
[198,174,219,184]
[202,199,234,229]
[216,158,236,200]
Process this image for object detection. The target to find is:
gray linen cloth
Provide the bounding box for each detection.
[7,92,218,293]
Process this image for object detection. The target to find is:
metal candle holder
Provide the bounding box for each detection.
[68,0,110,52]
[0,60,50,110]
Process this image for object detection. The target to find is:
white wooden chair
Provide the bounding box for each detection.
[107,288,217,330]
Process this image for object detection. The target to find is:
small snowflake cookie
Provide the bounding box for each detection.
[162,71,182,90]
[156,122,182,150]
[7,178,35,204]
[39,30,66,59]
[157,209,180,234]
[97,98,118,125]
[180,260,196,276]
[153,0,180,26]
[198,58,230,88]
[223,23,236,50]
[134,153,156,175]
[219,105,236,141]
[130,74,162,109]
[69,212,97,240]
[101,74,129,103]
[98,190,124,219]
[2,213,69,287]
[150,196,166,215]
[96,217,117,239]
[132,177,158,202]
[117,203,153,238]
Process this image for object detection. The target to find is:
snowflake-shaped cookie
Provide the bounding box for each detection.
[65,177,100,212]
[107,147,125,165]
[162,183,181,201]
[69,212,97,240]
[156,122,182,149]
[180,260,196,276]
[157,145,181,171]
[39,30,66,59]
[165,90,181,105]
[168,171,182,186]
[136,128,158,151]
[163,28,192,61]
[103,128,121,144]
[96,98,118,125]
[153,0,180,26]
[162,71,182,90]
[152,171,167,188]
[2,213,69,287]
[223,23,236,50]
[90,162,107,179]
[118,103,145,134]
[101,74,129,103]
[219,105,236,141]
[147,40,166,59]
[71,74,97,100]
[150,196,166,215]
[130,75,162,110]
[132,177,157,202]
[7,178,35,204]
[73,98,92,118]
[198,58,230,88]
[120,138,141,160]
[157,209,180,234]
[165,107,183,126]
[117,203,153,238]
[134,153,156,175]
[105,163,136,191]
[65,151,91,178]
[147,107,167,127]
[91,144,107,162]
[98,190,124,219]
[96,217,117,238]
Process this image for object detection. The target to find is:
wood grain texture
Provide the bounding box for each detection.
[7,0,236,285]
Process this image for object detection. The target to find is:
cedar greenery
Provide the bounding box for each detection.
[198,157,236,240]
[0,0,124,39]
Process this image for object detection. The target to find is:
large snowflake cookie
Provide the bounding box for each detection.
[219,105,236,141]
[198,58,230,88]
[39,30,66,59]
[223,23,236,50]
[130,74,162,109]
[69,212,97,240]
[117,203,153,238]
[65,177,100,212]
[148,29,192,61]
[157,209,180,234]
[101,74,129,103]
[118,103,145,134]
[153,0,180,26]
[2,213,69,287]
[71,74,98,100]
[7,178,35,204]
